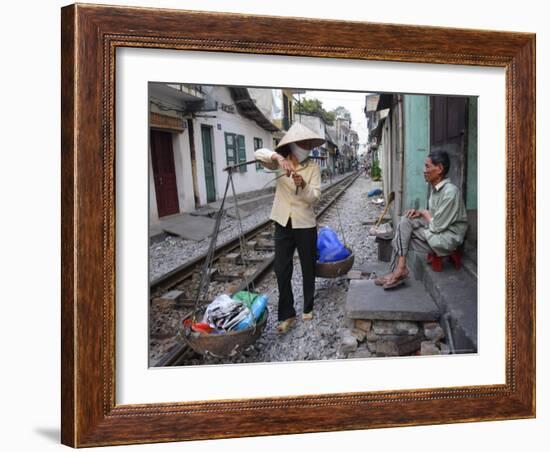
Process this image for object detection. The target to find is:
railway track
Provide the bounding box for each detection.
[151,172,359,367]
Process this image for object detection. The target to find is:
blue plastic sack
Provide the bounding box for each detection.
[317,226,350,263]
[368,188,383,197]
[233,294,269,331]
[321,245,350,263]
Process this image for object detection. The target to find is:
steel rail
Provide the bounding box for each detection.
[152,172,360,367]
[150,172,357,294]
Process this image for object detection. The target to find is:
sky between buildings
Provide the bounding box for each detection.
[299,90,370,145]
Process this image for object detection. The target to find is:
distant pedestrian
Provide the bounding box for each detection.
[254,123,325,332]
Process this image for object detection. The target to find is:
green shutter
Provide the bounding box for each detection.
[237,134,247,172]
[224,132,236,166]
[254,137,263,170]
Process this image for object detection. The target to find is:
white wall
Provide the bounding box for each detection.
[150,85,276,214]
[3,1,547,452]
[248,88,275,121]
[192,87,276,203]
[296,113,325,136]
[148,145,159,226]
[173,130,195,212]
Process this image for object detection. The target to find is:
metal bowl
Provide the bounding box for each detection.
[315,248,355,278]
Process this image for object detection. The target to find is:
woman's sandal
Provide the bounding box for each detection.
[302,311,313,321]
[277,317,296,333]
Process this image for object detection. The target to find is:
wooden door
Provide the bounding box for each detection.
[430,96,467,193]
[201,125,216,203]
[150,130,180,217]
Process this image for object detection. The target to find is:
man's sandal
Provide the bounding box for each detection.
[383,274,408,290]
[374,274,392,286]
[302,311,313,321]
[277,317,296,333]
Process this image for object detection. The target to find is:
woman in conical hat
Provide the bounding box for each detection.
[254,122,325,333]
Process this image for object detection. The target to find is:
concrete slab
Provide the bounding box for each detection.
[346,279,440,321]
[189,206,218,217]
[160,214,216,241]
[356,261,391,278]
[409,250,477,352]
[225,204,256,219]
[422,265,477,353]
[225,194,275,219]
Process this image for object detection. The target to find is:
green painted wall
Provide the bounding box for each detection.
[403,95,430,210]
[466,97,478,210]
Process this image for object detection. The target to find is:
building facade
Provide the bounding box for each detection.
[148,84,281,227]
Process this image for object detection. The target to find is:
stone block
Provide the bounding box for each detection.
[395,332,424,355]
[371,331,424,356]
[351,349,373,359]
[373,320,419,336]
[345,318,356,329]
[376,340,399,356]
[340,334,358,354]
[366,330,379,342]
[366,341,377,353]
[424,322,445,341]
[439,343,451,355]
[420,341,440,355]
[346,270,363,280]
[351,328,367,342]
[354,319,372,332]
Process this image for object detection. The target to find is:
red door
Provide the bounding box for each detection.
[150,130,180,217]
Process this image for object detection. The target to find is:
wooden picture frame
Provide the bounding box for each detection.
[61,3,535,447]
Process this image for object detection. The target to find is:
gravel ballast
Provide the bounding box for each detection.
[152,173,385,366]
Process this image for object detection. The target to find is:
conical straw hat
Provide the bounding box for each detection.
[275,122,326,151]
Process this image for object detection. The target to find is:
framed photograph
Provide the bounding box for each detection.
[61,3,535,447]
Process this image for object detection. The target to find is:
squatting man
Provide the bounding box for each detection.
[375,150,468,289]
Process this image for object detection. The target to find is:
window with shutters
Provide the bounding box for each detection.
[224,132,237,166]
[225,132,247,172]
[236,134,247,172]
[254,137,263,170]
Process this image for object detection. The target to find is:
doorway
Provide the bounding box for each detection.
[201,125,216,203]
[150,130,180,217]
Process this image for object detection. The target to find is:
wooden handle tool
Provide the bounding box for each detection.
[374,191,395,228]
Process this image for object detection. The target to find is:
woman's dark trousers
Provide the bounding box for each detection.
[274,220,317,321]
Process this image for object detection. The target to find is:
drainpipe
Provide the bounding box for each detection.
[442,313,456,354]
[397,95,405,215]
[187,118,201,208]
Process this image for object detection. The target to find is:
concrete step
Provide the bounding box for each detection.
[345,278,440,322]
[410,251,478,353]
[160,213,218,242]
